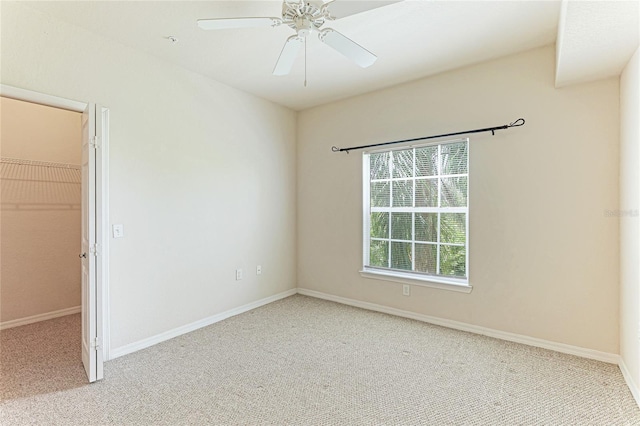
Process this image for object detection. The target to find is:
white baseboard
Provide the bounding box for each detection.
[109,288,297,360]
[0,306,81,330]
[297,288,619,364]
[619,358,640,407]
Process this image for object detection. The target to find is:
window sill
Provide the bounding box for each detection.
[360,268,473,293]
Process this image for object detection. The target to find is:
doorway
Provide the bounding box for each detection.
[0,85,108,383]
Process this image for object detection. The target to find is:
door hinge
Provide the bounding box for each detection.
[90,243,100,256]
[91,337,101,350]
[90,136,100,149]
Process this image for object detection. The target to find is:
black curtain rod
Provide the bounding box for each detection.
[331,118,526,153]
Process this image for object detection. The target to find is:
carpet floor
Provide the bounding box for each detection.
[1,294,639,425]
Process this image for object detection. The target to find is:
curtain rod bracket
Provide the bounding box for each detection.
[331,118,526,153]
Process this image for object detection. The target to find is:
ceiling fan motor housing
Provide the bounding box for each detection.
[283,1,327,37]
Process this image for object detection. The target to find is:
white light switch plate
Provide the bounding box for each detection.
[112,224,124,238]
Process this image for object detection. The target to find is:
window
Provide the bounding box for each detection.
[362,139,469,290]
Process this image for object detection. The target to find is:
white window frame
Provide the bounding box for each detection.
[360,138,472,293]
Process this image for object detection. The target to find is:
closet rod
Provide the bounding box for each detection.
[331,118,525,153]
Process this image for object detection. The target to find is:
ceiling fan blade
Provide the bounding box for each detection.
[273,36,304,76]
[324,0,403,19]
[318,28,377,68]
[197,17,282,30]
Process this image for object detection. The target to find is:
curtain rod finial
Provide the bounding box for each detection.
[331,146,340,152]
[509,118,525,127]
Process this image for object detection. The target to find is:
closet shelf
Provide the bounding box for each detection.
[1,157,81,184]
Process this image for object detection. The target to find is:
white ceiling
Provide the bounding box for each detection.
[23,1,639,111]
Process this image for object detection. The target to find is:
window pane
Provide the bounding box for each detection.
[391,212,412,241]
[370,212,389,239]
[415,178,438,207]
[416,145,438,177]
[440,213,466,244]
[441,141,468,175]
[440,245,466,277]
[392,149,413,178]
[369,240,389,268]
[391,241,412,270]
[415,243,437,274]
[371,181,390,207]
[392,180,413,207]
[415,213,438,242]
[441,176,468,207]
[370,152,390,180]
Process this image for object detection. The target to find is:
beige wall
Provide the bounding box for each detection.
[1,97,81,164]
[1,3,297,351]
[1,97,82,323]
[298,45,620,354]
[620,46,640,391]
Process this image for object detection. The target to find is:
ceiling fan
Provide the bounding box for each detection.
[197,0,401,76]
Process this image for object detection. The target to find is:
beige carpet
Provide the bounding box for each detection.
[1,294,639,425]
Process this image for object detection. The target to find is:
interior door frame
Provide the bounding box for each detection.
[1,84,111,365]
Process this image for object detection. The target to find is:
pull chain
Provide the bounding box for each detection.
[304,37,307,88]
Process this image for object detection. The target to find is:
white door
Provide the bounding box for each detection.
[81,103,103,382]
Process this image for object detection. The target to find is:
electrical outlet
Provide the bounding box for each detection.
[256,265,262,275]
[236,269,243,281]
[402,284,410,296]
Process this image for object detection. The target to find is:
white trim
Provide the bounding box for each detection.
[619,358,640,407]
[362,153,371,269]
[1,84,85,112]
[0,306,81,330]
[109,289,297,359]
[360,268,472,293]
[296,288,619,364]
[101,108,111,362]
